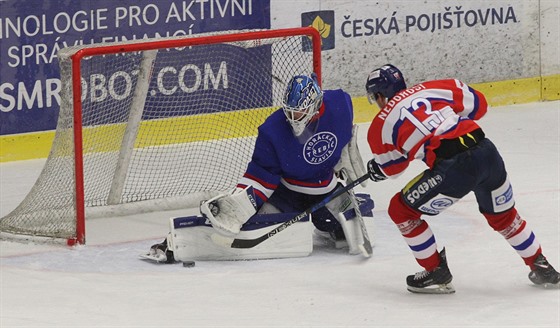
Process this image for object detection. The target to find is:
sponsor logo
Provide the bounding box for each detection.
[178,221,196,227]
[301,10,335,51]
[418,205,439,215]
[495,184,513,205]
[175,217,201,229]
[1,0,272,135]
[430,197,454,210]
[303,131,338,164]
[405,174,443,204]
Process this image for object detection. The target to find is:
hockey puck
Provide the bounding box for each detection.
[182,261,196,268]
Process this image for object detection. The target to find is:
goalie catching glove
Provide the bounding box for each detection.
[200,186,258,236]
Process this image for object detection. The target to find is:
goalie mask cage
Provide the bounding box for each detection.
[0,27,321,245]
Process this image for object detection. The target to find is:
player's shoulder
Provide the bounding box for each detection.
[322,89,353,125]
[323,89,352,109]
[324,88,350,99]
[421,79,467,89]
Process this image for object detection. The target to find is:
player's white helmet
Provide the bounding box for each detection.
[283,74,323,136]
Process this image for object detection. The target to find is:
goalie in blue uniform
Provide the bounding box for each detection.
[146,74,373,262]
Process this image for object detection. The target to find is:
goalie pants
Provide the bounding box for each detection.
[264,183,344,233]
[388,138,542,271]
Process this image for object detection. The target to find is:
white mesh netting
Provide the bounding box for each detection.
[0,29,317,241]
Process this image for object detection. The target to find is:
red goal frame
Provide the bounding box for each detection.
[67,27,322,245]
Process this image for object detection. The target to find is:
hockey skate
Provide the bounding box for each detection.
[139,239,176,264]
[528,254,560,288]
[329,228,348,249]
[406,248,455,294]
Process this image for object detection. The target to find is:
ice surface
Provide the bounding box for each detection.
[1,101,559,327]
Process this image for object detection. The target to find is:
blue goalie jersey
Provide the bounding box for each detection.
[237,89,354,208]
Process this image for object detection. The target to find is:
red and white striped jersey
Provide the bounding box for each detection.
[367,79,488,177]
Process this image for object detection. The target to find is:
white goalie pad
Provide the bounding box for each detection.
[335,125,368,187]
[168,213,313,261]
[336,202,373,257]
[327,192,375,257]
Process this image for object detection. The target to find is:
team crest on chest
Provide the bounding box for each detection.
[303,132,338,164]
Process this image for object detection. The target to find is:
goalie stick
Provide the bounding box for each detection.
[214,173,371,249]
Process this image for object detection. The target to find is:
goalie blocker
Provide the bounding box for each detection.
[165,193,374,262]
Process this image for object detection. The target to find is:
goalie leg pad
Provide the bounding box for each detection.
[336,212,365,255]
[343,193,374,219]
[325,190,374,257]
[334,125,368,187]
[168,213,313,261]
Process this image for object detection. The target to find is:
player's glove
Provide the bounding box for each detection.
[367,159,387,182]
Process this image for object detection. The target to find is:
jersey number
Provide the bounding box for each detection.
[399,98,445,136]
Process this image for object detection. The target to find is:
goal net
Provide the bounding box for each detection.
[0,28,321,245]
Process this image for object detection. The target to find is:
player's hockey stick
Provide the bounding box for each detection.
[217,173,370,249]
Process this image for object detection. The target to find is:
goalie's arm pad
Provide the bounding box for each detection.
[334,124,368,187]
[200,186,258,236]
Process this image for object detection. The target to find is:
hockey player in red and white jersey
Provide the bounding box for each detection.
[364,64,560,293]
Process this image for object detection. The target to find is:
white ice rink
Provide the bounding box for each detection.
[1,101,559,327]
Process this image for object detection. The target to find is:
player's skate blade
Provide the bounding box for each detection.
[407,283,456,294]
[538,282,560,289]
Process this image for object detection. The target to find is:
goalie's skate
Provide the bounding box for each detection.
[406,248,455,294]
[329,228,348,249]
[139,239,176,264]
[528,254,560,289]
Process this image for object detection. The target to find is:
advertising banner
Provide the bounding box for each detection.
[271,1,539,95]
[77,44,273,127]
[0,0,270,135]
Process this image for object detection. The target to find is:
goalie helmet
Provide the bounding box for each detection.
[283,74,323,136]
[365,64,406,103]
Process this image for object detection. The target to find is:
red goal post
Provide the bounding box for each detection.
[0,27,322,246]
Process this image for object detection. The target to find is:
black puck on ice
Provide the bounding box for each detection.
[182,261,196,268]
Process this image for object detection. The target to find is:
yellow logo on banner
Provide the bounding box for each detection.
[310,16,331,42]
